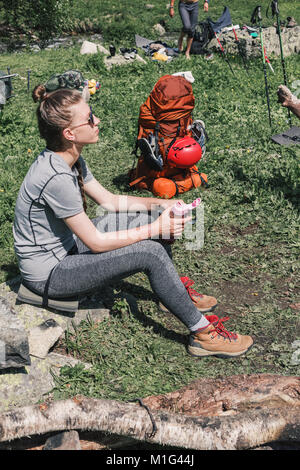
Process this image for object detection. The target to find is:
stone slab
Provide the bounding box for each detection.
[0,276,109,412]
[28,319,64,359]
[207,26,300,57]
[0,352,92,413]
[0,276,110,333]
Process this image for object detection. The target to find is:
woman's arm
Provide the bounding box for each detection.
[84,177,181,213]
[64,206,190,253]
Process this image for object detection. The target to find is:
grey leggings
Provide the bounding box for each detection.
[179,1,199,37]
[25,212,205,331]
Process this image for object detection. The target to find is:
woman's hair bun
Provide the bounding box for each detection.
[32,84,47,103]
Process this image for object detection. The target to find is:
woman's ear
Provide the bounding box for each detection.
[62,127,75,142]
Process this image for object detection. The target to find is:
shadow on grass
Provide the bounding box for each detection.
[231,164,300,212]
[100,283,188,347]
[112,172,141,194]
[0,263,19,283]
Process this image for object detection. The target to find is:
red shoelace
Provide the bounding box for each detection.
[180,276,204,299]
[205,314,238,341]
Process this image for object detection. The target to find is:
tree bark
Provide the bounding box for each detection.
[0,395,300,450]
[143,374,300,417]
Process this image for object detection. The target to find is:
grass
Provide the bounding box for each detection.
[0,0,299,403]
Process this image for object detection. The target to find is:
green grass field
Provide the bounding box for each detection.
[0,0,299,402]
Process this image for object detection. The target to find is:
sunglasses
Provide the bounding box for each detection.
[70,106,95,129]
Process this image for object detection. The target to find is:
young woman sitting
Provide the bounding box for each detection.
[13,86,253,358]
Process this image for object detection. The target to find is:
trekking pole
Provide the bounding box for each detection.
[7,67,12,88]
[263,46,274,73]
[0,74,18,80]
[270,0,292,125]
[27,69,31,93]
[251,6,272,128]
[214,32,235,76]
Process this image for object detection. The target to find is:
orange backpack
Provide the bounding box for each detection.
[129,74,208,198]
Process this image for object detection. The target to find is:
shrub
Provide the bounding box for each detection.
[99,14,137,43]
[3,0,74,41]
[85,52,107,76]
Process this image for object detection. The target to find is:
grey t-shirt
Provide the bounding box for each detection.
[13,149,94,282]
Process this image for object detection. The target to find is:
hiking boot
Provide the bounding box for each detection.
[159,276,217,313]
[137,135,163,171]
[286,17,297,28]
[189,120,207,155]
[181,276,217,312]
[188,314,254,358]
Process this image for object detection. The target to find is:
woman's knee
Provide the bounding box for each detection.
[184,27,194,38]
[136,239,171,263]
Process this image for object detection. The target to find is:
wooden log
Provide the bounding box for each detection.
[0,395,300,450]
[143,374,300,417]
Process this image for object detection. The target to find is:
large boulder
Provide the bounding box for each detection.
[80,40,98,55]
[207,25,300,58]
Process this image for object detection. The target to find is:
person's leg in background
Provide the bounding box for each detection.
[179,2,199,59]
[185,2,199,59]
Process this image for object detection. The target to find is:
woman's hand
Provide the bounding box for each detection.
[150,205,192,239]
[204,1,209,12]
[157,198,184,211]
[169,5,175,18]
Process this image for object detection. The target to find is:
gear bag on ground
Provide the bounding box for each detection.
[129,75,208,199]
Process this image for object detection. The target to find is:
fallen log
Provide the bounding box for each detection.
[143,374,300,417]
[0,394,300,450]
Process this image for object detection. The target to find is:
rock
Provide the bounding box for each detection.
[77,307,110,324]
[135,54,147,64]
[0,297,30,370]
[28,319,64,359]
[90,34,104,42]
[0,352,92,413]
[145,3,154,8]
[207,26,300,58]
[80,40,98,55]
[104,54,132,69]
[104,53,148,69]
[153,24,166,36]
[43,431,81,450]
[97,44,110,55]
[45,44,58,50]
[0,277,141,414]
[30,44,41,53]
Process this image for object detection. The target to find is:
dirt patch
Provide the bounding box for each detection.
[214,279,266,315]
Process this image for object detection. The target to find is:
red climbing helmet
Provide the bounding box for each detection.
[167,136,202,169]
